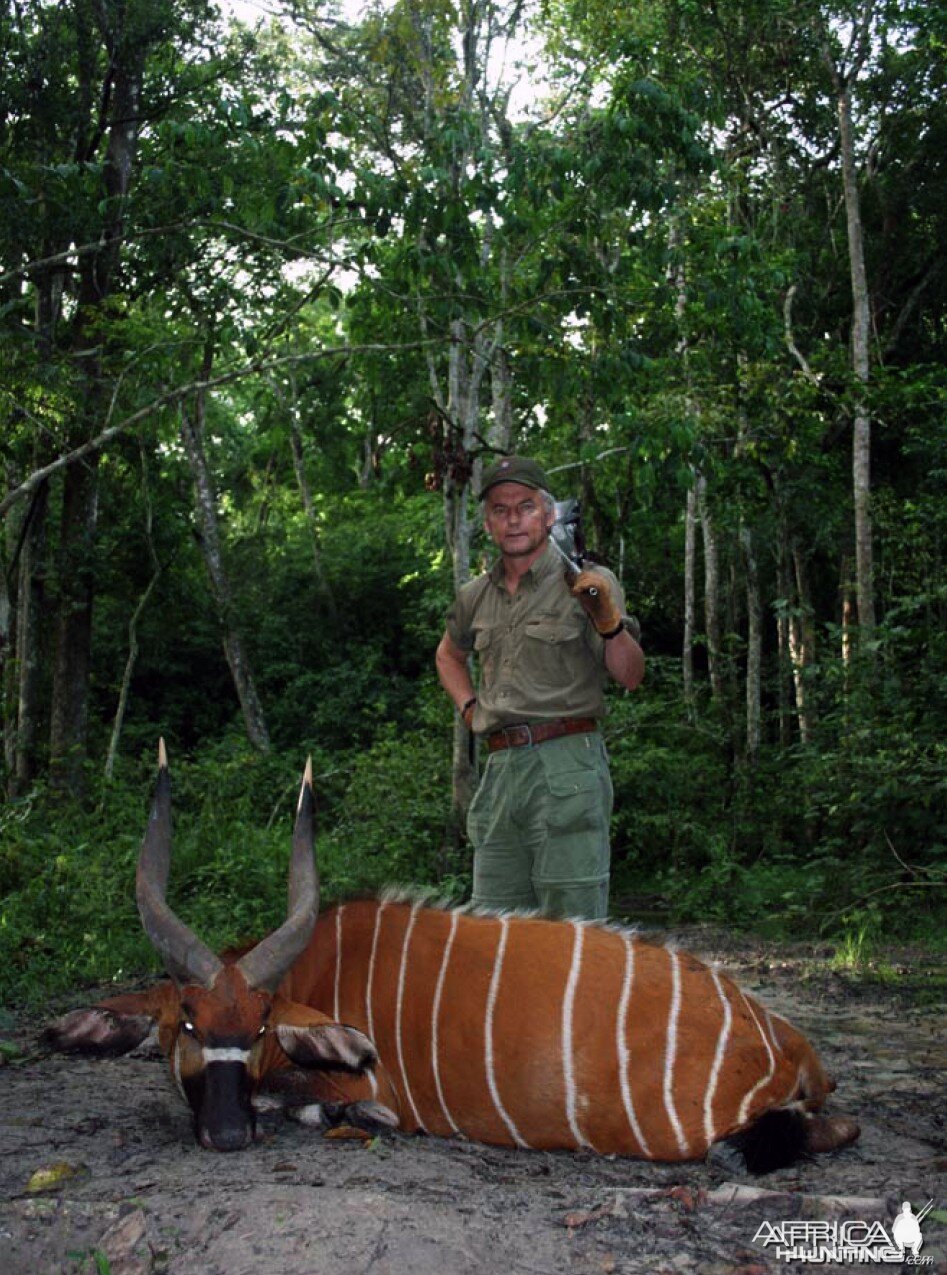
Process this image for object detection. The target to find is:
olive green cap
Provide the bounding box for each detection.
[478,456,551,500]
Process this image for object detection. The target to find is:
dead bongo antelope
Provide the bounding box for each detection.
[45,743,380,1152]
[45,747,859,1169]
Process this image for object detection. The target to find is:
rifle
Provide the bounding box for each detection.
[551,497,641,640]
[550,497,597,595]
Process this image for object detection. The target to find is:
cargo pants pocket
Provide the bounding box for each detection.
[533,739,612,919]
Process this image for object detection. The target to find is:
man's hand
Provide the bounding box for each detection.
[570,570,623,637]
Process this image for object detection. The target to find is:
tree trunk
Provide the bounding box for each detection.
[740,524,762,762]
[0,541,13,792]
[489,338,513,453]
[104,567,159,781]
[669,216,700,711]
[49,458,99,795]
[577,362,607,553]
[792,542,818,719]
[683,482,697,710]
[104,450,159,780]
[775,528,792,748]
[823,12,876,638]
[180,374,270,754]
[787,608,811,746]
[840,554,855,669]
[287,373,337,619]
[696,474,724,704]
[788,549,815,746]
[406,0,517,873]
[439,318,490,870]
[775,504,816,745]
[488,243,513,453]
[838,83,875,636]
[47,29,148,796]
[13,481,49,793]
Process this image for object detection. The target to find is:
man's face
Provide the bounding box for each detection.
[484,482,554,559]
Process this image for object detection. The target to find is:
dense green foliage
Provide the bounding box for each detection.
[1,0,944,1006]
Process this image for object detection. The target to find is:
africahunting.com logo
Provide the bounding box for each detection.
[753,1199,935,1265]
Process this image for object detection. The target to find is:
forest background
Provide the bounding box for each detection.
[1,0,944,1008]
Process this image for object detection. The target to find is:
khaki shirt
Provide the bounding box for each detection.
[446,540,626,734]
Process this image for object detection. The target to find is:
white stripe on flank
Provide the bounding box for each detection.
[761,1009,781,1054]
[703,967,733,1148]
[431,909,461,1134]
[616,933,651,1156]
[172,1040,185,1098]
[366,901,386,1043]
[202,1047,250,1064]
[394,903,424,1130]
[663,950,688,1156]
[562,921,592,1149]
[333,905,344,1022]
[737,990,777,1124]
[484,917,529,1148]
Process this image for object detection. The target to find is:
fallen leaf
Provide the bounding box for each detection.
[562,1202,613,1229]
[324,1125,372,1142]
[26,1161,82,1194]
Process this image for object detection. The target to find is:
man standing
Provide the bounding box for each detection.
[435,456,644,920]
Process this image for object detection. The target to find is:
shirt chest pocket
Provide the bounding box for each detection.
[524,614,586,646]
[522,613,587,689]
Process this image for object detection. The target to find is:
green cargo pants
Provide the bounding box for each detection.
[466,731,613,921]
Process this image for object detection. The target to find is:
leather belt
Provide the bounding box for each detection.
[485,717,598,753]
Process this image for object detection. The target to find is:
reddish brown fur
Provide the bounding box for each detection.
[50,898,856,1162]
[276,899,846,1160]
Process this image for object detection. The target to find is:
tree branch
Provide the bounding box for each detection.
[783,284,821,386]
[0,338,443,520]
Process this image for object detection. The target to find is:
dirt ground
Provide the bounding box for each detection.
[2,927,944,1275]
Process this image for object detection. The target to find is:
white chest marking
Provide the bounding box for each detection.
[202,1047,251,1064]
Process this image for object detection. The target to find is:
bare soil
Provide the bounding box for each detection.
[2,928,945,1275]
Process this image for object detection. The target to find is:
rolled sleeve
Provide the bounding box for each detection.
[445,587,477,652]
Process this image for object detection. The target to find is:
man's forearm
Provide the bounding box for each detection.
[435,633,476,711]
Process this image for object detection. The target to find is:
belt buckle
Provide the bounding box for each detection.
[504,723,533,748]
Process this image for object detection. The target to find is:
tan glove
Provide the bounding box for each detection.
[570,570,624,638]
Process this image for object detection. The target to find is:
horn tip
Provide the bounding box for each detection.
[158,737,168,770]
[297,757,314,813]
